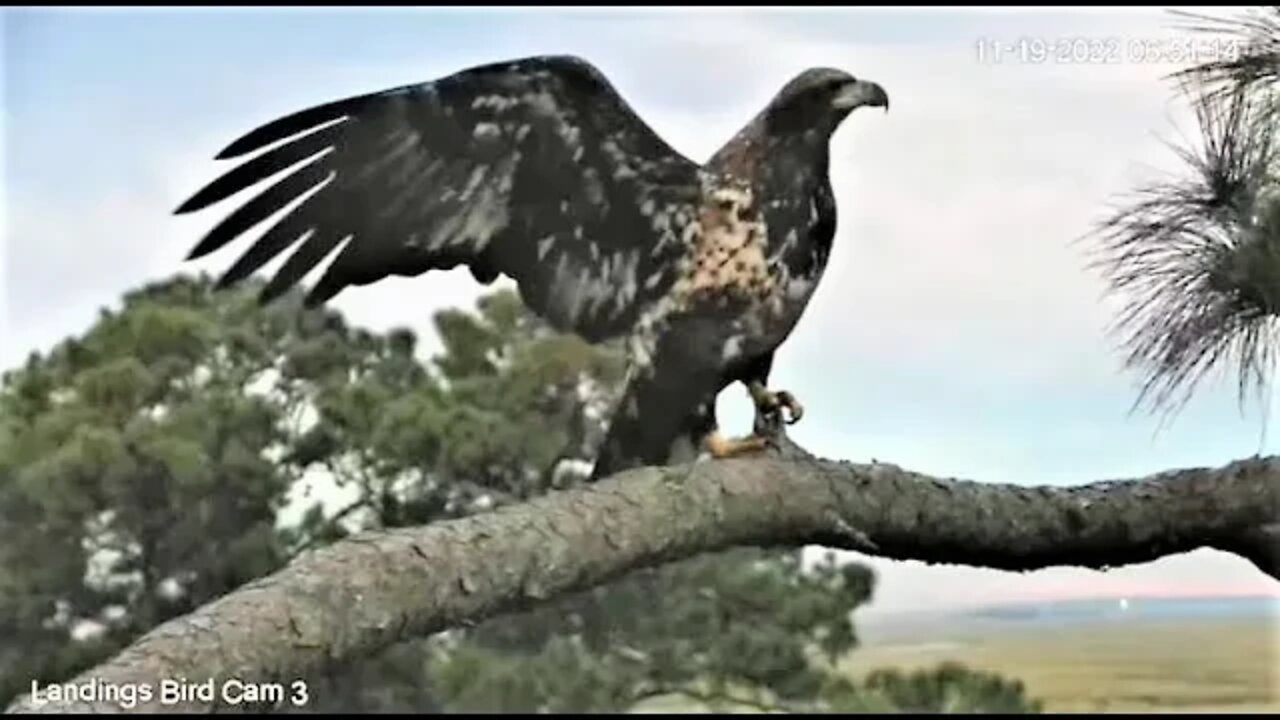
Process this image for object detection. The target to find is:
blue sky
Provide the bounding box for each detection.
[5,7,1277,611]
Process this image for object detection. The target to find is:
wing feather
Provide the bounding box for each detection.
[177,123,341,213]
[177,55,702,341]
[215,193,326,287]
[186,161,331,261]
[214,94,380,160]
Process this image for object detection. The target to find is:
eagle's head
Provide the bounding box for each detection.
[764,68,889,138]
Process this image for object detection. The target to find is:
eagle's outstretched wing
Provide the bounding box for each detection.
[178,55,702,342]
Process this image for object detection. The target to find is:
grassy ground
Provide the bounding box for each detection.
[840,614,1280,713]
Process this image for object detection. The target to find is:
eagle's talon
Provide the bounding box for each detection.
[751,389,779,413]
[774,390,804,425]
[749,383,804,426]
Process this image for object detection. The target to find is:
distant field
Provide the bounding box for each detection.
[841,613,1280,713]
[629,601,1279,713]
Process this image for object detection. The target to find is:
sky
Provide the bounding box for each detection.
[4,6,1278,616]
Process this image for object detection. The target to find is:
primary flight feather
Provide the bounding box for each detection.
[177,54,889,479]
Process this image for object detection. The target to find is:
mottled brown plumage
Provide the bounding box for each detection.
[684,184,775,303]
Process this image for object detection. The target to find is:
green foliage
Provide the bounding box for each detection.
[862,662,1045,713]
[0,275,322,703]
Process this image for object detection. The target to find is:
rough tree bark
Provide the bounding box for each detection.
[6,435,1277,713]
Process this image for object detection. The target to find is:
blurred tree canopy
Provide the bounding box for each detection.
[0,274,1040,713]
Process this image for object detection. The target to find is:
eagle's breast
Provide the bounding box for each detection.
[675,178,777,308]
[622,152,830,380]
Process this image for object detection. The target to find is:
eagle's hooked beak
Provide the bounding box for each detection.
[833,79,890,112]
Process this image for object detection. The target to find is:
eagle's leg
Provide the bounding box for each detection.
[703,429,771,459]
[746,380,804,426]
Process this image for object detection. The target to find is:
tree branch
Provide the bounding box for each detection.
[6,449,1277,713]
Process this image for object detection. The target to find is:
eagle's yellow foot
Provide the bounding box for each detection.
[704,430,771,459]
[747,382,804,425]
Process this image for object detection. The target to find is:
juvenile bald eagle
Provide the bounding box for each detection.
[176,55,889,480]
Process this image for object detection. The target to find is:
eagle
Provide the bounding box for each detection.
[175,55,889,480]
